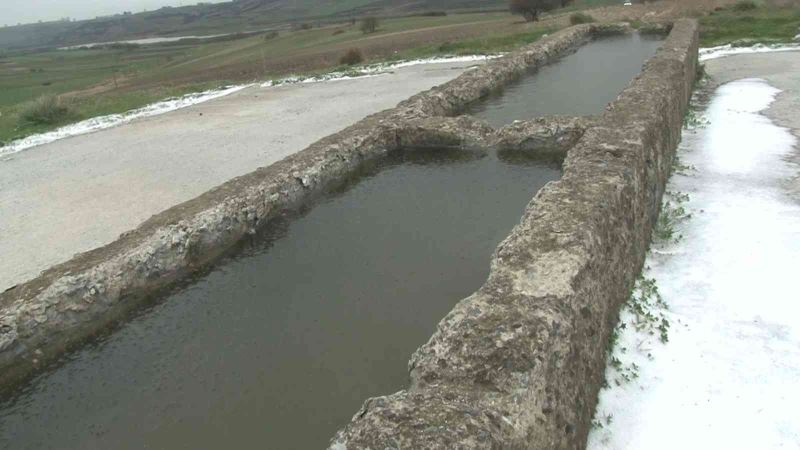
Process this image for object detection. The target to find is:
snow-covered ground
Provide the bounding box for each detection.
[588,78,800,449]
[700,43,800,61]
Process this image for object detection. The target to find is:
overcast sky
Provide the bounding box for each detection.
[3,0,230,26]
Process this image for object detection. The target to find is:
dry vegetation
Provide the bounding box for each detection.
[339,48,364,65]
[0,0,793,145]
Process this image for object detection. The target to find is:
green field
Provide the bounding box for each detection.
[0,0,512,51]
[0,11,524,143]
[699,4,800,46]
[0,43,231,143]
[394,26,557,60]
[3,0,794,147]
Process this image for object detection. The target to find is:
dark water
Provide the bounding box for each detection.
[0,149,560,450]
[466,33,664,126]
[0,34,665,450]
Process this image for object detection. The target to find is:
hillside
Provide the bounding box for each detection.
[0,0,509,50]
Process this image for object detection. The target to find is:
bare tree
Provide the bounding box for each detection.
[360,16,379,34]
[509,0,574,22]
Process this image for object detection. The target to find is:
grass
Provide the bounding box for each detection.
[653,191,692,244]
[569,12,595,25]
[18,95,78,126]
[0,10,563,145]
[0,82,226,144]
[0,12,511,144]
[12,0,783,147]
[0,0,626,147]
[699,4,800,46]
[732,0,758,11]
[339,48,364,65]
[394,26,556,59]
[601,274,671,389]
[0,0,513,51]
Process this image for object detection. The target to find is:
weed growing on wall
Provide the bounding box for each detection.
[672,154,697,176]
[683,108,710,129]
[653,191,692,244]
[602,274,671,388]
[591,85,708,444]
[600,188,695,388]
[592,413,614,430]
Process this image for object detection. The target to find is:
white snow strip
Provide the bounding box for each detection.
[58,34,230,50]
[1,54,496,158]
[588,78,800,449]
[700,42,800,61]
[260,54,498,87]
[0,84,252,158]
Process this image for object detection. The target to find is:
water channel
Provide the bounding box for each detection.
[467,32,664,126]
[0,33,663,450]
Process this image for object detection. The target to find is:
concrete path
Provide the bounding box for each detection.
[704,51,800,200]
[0,61,475,292]
[588,51,800,449]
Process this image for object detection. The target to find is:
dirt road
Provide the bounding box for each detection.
[0,60,475,292]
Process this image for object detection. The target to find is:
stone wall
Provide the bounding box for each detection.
[0,19,698,450]
[0,22,620,392]
[330,19,698,449]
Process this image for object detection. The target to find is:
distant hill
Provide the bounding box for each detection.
[0,0,508,51]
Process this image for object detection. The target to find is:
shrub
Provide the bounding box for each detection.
[409,11,447,17]
[18,95,77,126]
[438,41,455,52]
[106,42,140,51]
[339,48,363,65]
[569,12,595,24]
[332,29,346,35]
[733,0,758,11]
[263,31,279,41]
[360,17,379,34]
[510,0,574,22]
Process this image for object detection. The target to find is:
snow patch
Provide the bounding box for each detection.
[58,33,232,50]
[588,79,800,449]
[700,43,800,61]
[260,54,497,87]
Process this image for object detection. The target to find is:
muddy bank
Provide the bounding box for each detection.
[330,19,698,449]
[0,22,628,393]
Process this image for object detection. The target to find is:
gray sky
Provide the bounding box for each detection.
[3,0,230,26]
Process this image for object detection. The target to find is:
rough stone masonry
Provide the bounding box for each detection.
[0,19,698,450]
[0,22,613,390]
[330,19,698,449]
